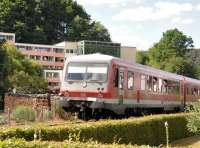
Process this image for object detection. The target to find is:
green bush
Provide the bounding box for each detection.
[54,99,74,120]
[0,113,194,146]
[186,100,200,134]
[0,115,7,125]
[0,138,154,148]
[11,106,36,122]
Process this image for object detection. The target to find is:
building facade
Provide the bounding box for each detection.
[15,42,78,90]
[0,32,15,44]
[78,40,121,57]
[1,32,137,90]
[120,46,136,63]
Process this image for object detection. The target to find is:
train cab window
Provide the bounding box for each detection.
[119,71,124,89]
[141,75,146,90]
[128,71,134,90]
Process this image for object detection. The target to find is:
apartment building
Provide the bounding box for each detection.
[77,40,121,57]
[57,40,136,63]
[15,42,78,90]
[0,32,15,44]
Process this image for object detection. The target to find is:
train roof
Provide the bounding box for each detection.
[66,53,200,85]
[67,53,114,63]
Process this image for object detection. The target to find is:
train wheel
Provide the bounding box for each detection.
[93,110,101,120]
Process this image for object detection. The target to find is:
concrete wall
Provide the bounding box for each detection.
[120,46,137,63]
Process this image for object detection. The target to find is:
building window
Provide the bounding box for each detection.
[128,71,134,90]
[30,55,35,60]
[36,56,41,60]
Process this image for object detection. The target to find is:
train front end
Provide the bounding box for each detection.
[59,54,113,119]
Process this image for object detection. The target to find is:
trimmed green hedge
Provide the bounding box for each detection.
[0,113,193,146]
[0,138,154,148]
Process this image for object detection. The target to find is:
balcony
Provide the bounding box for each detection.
[47,77,60,83]
[21,50,64,58]
[38,61,64,67]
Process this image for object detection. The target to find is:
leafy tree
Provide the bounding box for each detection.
[148,28,195,77]
[0,0,111,44]
[186,49,200,79]
[2,43,48,94]
[136,50,149,65]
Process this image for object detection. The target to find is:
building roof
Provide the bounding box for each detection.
[15,42,64,49]
[0,32,15,36]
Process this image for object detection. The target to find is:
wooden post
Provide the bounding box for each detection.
[8,108,10,125]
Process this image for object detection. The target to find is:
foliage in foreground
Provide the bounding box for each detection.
[0,138,156,148]
[11,106,36,122]
[0,113,193,146]
[186,100,200,134]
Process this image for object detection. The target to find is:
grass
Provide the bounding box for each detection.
[171,135,200,147]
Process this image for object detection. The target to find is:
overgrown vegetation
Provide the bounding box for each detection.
[0,113,193,146]
[0,0,111,44]
[1,43,48,94]
[0,138,155,148]
[186,100,200,134]
[0,115,7,125]
[11,106,36,122]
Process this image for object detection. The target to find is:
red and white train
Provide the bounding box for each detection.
[59,54,200,119]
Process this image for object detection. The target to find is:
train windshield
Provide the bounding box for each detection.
[66,63,108,82]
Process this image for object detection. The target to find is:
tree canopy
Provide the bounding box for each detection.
[0,0,111,44]
[1,43,48,94]
[136,51,149,65]
[143,28,196,78]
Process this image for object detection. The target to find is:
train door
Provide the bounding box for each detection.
[118,67,126,104]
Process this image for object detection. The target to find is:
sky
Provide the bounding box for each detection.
[75,0,200,50]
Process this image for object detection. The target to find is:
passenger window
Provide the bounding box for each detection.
[147,76,153,91]
[153,77,158,92]
[119,71,124,89]
[128,71,134,90]
[162,80,168,93]
[158,78,162,92]
[141,75,146,90]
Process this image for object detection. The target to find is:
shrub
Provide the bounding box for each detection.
[54,99,74,120]
[11,106,36,122]
[43,110,52,120]
[186,100,200,134]
[0,138,153,148]
[0,116,7,125]
[0,113,194,146]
